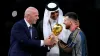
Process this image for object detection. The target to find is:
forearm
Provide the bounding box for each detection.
[58,39,72,53]
[14,35,41,48]
[11,30,41,48]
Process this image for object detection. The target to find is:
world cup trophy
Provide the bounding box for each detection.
[49,24,63,42]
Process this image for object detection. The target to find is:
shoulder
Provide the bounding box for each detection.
[78,29,86,38]
[11,19,25,29]
[76,29,86,42]
[74,29,81,42]
[14,19,24,26]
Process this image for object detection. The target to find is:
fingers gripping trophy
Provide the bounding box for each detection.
[49,24,63,43]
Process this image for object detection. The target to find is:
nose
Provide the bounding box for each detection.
[54,13,58,16]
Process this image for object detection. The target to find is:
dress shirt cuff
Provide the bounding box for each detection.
[41,40,44,46]
[48,47,50,50]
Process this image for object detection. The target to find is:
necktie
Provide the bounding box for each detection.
[29,26,32,39]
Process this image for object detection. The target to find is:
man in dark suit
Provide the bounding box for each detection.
[8,7,56,56]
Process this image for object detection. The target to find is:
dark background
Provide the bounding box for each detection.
[1,0,98,56]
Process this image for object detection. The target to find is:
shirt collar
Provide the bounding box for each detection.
[24,18,32,28]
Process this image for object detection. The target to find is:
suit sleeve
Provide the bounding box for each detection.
[11,23,41,48]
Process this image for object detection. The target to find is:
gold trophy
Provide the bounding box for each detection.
[49,24,63,41]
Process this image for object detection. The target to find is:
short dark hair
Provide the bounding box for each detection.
[65,12,78,21]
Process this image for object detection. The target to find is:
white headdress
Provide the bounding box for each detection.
[43,2,64,39]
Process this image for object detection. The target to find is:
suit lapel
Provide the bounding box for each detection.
[21,19,38,39]
[21,19,31,39]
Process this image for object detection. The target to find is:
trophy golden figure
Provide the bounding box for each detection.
[49,24,63,41]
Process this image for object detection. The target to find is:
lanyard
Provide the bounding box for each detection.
[49,19,58,31]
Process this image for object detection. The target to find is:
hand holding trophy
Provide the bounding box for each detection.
[49,24,63,45]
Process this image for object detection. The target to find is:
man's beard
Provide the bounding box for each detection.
[51,15,59,20]
[66,25,70,29]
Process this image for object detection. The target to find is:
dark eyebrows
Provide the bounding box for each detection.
[51,10,59,14]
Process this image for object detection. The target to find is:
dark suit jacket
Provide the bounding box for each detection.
[8,19,49,56]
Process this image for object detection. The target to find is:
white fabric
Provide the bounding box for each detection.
[43,8,71,56]
[49,18,57,29]
[41,40,44,46]
[24,18,31,28]
[47,3,57,8]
